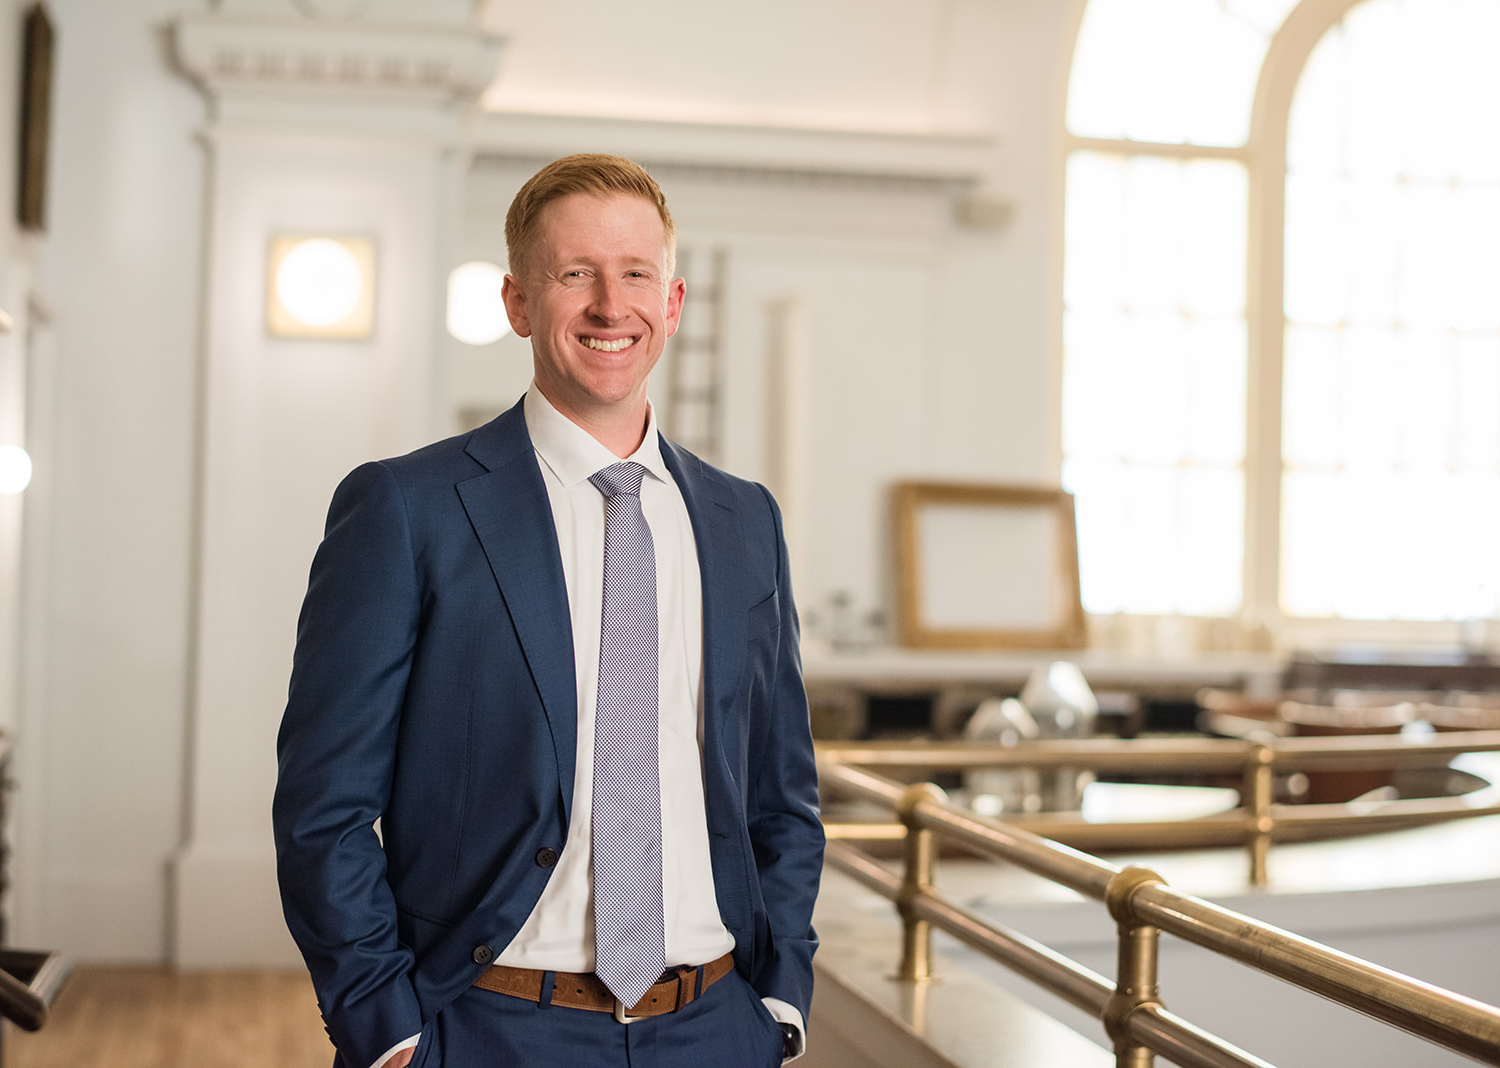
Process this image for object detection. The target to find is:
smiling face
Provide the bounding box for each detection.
[502,192,685,454]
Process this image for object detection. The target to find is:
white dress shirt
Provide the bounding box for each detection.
[373,386,803,1068]
[499,384,735,971]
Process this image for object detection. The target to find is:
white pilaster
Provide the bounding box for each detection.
[168,9,501,967]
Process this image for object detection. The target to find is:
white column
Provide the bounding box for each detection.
[169,9,501,967]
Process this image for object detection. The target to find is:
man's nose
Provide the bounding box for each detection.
[589,277,626,320]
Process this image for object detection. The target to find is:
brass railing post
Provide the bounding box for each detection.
[1103,866,1166,1068]
[894,782,946,983]
[1246,743,1275,887]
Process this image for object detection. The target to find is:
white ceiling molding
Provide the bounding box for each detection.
[472,111,996,186]
[173,14,503,106]
[219,0,473,24]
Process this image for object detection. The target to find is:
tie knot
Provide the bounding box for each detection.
[590,462,647,499]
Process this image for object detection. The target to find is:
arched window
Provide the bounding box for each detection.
[1062,0,1500,643]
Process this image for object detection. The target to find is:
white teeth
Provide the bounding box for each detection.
[583,337,635,352]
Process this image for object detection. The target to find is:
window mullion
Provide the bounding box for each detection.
[1246,0,1364,637]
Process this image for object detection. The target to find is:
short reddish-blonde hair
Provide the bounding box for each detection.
[505,153,676,279]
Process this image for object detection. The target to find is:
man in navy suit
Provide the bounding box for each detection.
[273,154,824,1068]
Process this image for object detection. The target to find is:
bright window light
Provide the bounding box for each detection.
[1281,0,1500,621]
[1064,0,1500,631]
[1067,0,1299,146]
[1062,151,1248,616]
[0,444,32,495]
[446,261,511,346]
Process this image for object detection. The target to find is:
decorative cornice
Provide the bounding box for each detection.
[471,112,997,187]
[173,15,503,105]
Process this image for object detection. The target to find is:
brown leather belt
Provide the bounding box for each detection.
[474,952,735,1022]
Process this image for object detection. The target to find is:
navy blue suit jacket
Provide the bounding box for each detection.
[273,399,824,1068]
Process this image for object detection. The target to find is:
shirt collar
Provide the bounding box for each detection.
[523,383,670,489]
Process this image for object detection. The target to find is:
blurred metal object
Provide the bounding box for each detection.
[1020,662,1099,810]
[0,949,72,1032]
[963,697,1040,815]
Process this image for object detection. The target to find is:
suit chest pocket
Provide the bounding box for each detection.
[746,588,780,643]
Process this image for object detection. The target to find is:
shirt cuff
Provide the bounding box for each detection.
[368,1034,420,1068]
[761,996,806,1062]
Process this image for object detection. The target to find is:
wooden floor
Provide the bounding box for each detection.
[6,966,332,1068]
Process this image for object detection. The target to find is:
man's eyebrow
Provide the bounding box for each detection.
[552,253,661,270]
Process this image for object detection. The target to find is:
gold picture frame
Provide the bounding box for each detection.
[893,481,1086,650]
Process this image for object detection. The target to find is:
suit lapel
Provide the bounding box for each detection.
[458,402,578,819]
[452,414,746,823]
[661,439,747,751]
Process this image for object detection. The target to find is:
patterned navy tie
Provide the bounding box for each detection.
[588,462,666,1009]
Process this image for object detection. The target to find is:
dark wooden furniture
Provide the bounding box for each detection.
[1283,650,1500,694]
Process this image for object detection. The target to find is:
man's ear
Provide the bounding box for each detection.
[664,276,686,339]
[501,273,532,338]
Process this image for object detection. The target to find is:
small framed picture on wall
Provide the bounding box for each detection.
[18,2,54,231]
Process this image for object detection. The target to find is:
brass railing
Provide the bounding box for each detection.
[818,733,1500,1068]
[820,731,1500,885]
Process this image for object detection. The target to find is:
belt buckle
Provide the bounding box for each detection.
[614,998,647,1024]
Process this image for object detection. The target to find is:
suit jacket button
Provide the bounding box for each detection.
[535,847,559,868]
[472,945,495,965]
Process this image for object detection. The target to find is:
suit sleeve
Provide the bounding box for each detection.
[272,461,425,1068]
[745,485,826,1022]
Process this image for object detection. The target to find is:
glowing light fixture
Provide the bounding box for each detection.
[446,261,510,346]
[267,234,376,339]
[0,444,33,494]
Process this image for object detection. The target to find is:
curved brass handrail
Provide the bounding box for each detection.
[818,734,1500,1068]
[820,731,1500,884]
[818,730,1500,771]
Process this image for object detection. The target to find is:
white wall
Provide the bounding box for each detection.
[477,0,1010,133]
[0,0,31,750]
[12,0,1083,962]
[456,0,1081,641]
[18,0,209,959]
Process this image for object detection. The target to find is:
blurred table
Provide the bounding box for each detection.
[802,646,1285,738]
[1283,649,1500,693]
